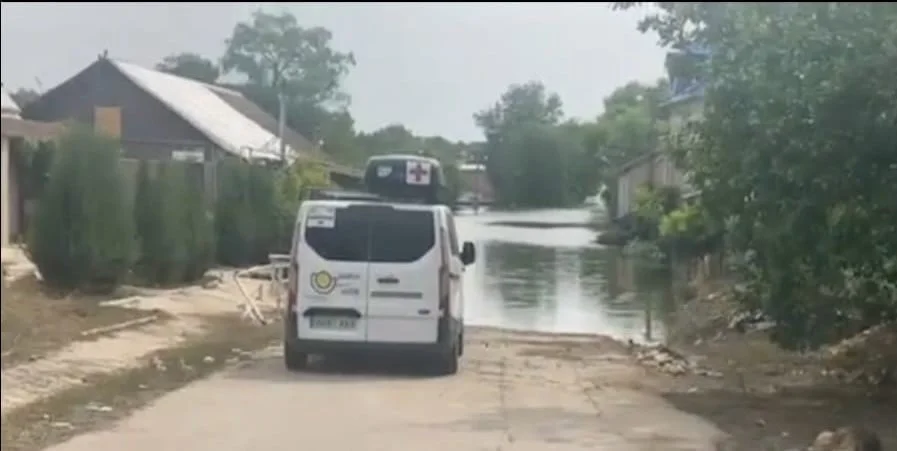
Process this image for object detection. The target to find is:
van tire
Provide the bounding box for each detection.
[283,343,308,371]
[433,345,459,376]
[458,329,465,357]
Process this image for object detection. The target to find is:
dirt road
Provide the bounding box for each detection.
[41,329,728,451]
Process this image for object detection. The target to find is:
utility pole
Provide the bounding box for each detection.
[278,90,287,164]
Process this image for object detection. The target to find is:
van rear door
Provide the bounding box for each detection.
[366,206,441,343]
[296,204,371,342]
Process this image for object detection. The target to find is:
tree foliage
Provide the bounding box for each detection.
[28,127,135,293]
[133,161,214,285]
[271,161,331,253]
[473,82,582,207]
[221,9,355,106]
[156,53,220,84]
[8,87,40,108]
[619,2,897,348]
[580,79,670,212]
[214,160,284,266]
[472,80,669,208]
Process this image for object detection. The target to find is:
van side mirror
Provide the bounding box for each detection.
[460,241,476,266]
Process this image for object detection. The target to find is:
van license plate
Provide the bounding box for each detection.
[309,317,357,330]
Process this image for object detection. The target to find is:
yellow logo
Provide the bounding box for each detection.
[310,270,336,294]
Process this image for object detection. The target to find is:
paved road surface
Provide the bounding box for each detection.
[45,329,726,451]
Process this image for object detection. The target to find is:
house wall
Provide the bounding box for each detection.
[8,143,20,242]
[1,136,8,247]
[667,96,705,134]
[616,160,653,218]
[616,151,696,220]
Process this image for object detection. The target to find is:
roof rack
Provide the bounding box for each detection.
[306,188,439,206]
[306,154,450,206]
[306,188,384,202]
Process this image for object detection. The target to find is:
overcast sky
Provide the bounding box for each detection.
[1,2,666,141]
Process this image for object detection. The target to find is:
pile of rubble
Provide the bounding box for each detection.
[809,426,883,451]
[631,342,723,378]
[1,246,37,284]
[823,323,897,387]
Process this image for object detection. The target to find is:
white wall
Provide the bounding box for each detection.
[1,135,9,247]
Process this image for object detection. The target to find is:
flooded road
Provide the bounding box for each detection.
[456,207,672,342]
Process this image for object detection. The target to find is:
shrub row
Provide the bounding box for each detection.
[27,128,322,293]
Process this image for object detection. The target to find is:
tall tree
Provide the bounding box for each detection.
[474,81,563,138]
[220,9,357,165]
[221,9,355,107]
[156,53,220,83]
[618,2,897,348]
[588,79,669,170]
[474,82,589,207]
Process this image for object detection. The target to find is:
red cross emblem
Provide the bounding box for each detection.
[408,163,429,183]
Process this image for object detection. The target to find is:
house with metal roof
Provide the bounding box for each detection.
[21,55,361,187]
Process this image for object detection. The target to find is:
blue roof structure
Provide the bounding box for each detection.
[664,43,711,107]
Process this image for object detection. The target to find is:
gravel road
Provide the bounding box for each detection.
[42,329,727,451]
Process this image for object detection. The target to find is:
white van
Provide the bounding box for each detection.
[283,197,476,375]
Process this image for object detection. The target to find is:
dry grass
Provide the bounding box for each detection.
[0,316,279,451]
[0,275,167,367]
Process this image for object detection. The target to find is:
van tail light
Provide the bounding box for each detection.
[287,260,299,314]
[438,229,450,316]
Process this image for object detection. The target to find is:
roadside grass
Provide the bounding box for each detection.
[1,275,169,368]
[0,315,279,451]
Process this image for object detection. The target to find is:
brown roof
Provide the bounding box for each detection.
[1,116,65,140]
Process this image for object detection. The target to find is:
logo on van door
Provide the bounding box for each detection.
[310,270,337,294]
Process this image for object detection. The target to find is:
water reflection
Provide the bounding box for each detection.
[457,207,672,343]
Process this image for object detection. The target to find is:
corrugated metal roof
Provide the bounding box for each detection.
[1,86,22,117]
[211,87,322,160]
[110,60,285,161]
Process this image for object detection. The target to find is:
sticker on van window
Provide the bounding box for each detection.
[310,270,337,294]
[376,165,392,178]
[306,206,336,228]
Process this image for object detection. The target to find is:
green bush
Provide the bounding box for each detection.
[270,161,330,254]
[134,161,214,285]
[215,160,252,266]
[28,127,135,293]
[214,159,328,266]
[181,171,215,282]
[214,160,278,266]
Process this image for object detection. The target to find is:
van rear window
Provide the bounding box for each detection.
[303,205,435,263]
[370,209,435,263]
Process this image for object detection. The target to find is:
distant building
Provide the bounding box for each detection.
[457,163,495,204]
[613,44,708,221]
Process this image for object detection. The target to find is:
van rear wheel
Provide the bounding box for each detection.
[432,344,459,376]
[283,342,308,371]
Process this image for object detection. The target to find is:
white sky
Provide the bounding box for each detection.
[1,2,667,141]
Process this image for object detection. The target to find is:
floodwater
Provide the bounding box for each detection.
[455,206,673,343]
